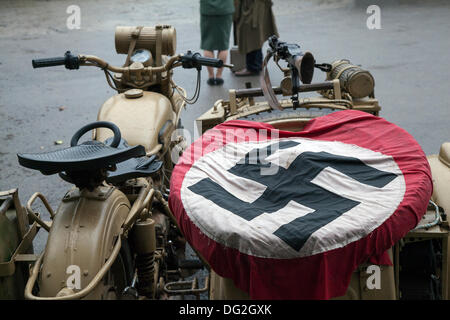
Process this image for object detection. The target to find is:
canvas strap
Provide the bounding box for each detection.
[155,25,163,83]
[123,26,144,67]
[260,52,282,110]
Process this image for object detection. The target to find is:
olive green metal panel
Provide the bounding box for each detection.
[0,208,20,299]
[0,209,20,264]
[0,199,27,299]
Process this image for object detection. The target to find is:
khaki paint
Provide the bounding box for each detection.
[39,186,130,299]
[96,91,175,155]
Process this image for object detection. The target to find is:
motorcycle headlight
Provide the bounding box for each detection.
[130,49,153,67]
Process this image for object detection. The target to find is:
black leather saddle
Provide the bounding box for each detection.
[17,121,162,186]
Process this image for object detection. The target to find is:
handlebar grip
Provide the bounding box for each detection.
[181,51,224,69]
[32,57,66,68]
[194,56,223,68]
[32,51,80,70]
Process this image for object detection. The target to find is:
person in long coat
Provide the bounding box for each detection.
[234,0,278,76]
[200,0,235,85]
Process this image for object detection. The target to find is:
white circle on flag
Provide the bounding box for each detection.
[180,137,406,259]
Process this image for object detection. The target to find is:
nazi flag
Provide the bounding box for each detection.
[169,110,432,299]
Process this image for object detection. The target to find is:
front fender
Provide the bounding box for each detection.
[38,185,130,299]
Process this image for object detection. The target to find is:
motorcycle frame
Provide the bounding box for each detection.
[2,30,203,299]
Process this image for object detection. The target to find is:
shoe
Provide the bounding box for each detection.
[234,68,260,77]
[215,78,224,85]
[207,78,216,86]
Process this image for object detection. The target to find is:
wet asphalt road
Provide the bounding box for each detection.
[0,0,449,289]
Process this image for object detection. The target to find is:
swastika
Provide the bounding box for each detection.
[188,140,397,251]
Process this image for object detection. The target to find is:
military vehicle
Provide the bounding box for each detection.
[1,28,449,300]
[0,25,226,300]
[192,35,450,300]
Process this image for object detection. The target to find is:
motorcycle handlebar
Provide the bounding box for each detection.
[32,51,231,73]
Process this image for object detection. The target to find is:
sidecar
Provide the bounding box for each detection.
[183,65,450,300]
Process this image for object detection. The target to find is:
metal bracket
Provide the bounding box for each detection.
[229,89,237,115]
[62,186,114,203]
[0,220,39,277]
[332,79,342,100]
[164,276,209,298]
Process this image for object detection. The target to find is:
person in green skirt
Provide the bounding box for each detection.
[200,0,234,85]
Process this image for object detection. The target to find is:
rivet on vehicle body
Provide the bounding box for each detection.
[46,273,51,278]
[83,270,89,276]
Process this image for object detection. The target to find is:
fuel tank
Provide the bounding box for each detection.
[96,90,175,155]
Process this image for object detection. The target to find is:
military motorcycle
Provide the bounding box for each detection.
[0,25,228,300]
[193,36,450,300]
[1,28,449,300]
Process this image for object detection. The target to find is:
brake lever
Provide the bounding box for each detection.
[314,63,332,72]
[223,63,234,69]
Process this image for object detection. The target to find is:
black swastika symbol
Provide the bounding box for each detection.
[188,140,397,251]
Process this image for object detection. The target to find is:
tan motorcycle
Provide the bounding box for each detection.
[0,25,228,300]
[2,29,449,301]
